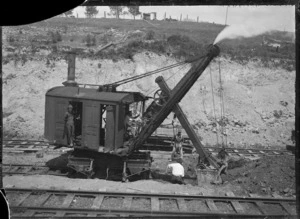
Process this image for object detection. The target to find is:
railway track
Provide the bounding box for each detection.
[5,187,297,217]
[2,164,68,177]
[3,139,294,158]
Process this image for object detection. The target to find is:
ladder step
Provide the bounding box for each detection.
[38,193,51,206]
[280,202,294,215]
[231,201,244,213]
[91,195,104,209]
[15,192,31,206]
[177,198,187,212]
[206,200,218,212]
[122,196,132,210]
[255,201,268,215]
[61,194,75,208]
[151,197,160,211]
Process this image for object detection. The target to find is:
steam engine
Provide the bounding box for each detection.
[44,53,152,180]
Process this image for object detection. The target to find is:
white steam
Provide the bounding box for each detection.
[213,21,278,45]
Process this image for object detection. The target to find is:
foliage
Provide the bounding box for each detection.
[166,34,204,59]
[127,6,141,19]
[273,110,283,119]
[145,30,155,40]
[85,6,98,18]
[3,73,17,84]
[6,34,18,44]
[84,34,97,47]
[48,31,62,43]
[109,6,126,19]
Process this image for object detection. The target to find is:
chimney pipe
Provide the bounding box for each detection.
[63,52,78,87]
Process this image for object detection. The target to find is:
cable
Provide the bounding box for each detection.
[209,64,219,146]
[218,58,227,148]
[107,61,188,87]
[145,63,189,97]
[105,54,207,87]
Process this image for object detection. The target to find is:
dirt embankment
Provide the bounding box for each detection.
[223,155,295,197]
[2,23,295,148]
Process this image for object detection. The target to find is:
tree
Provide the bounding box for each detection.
[64,9,73,17]
[128,6,141,20]
[85,6,98,18]
[109,6,125,19]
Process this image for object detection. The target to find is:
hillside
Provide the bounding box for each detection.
[2,17,295,148]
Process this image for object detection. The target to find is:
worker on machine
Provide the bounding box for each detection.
[124,109,141,139]
[211,148,229,184]
[171,130,184,163]
[64,104,75,146]
[166,160,185,185]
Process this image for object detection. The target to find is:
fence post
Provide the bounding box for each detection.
[104,11,106,18]
[180,14,182,21]
[197,16,199,23]
[164,12,166,21]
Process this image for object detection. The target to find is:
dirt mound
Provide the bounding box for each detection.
[223,155,295,197]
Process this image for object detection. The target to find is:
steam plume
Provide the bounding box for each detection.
[213,21,277,45]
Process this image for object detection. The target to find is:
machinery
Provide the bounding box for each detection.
[44,44,220,181]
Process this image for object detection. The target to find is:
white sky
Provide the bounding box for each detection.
[72,6,295,32]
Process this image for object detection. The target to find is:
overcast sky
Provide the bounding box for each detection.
[72,6,295,32]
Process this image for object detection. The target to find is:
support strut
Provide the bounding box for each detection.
[156,77,219,169]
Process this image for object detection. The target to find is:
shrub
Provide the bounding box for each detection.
[3,73,17,84]
[63,25,68,34]
[49,31,62,43]
[7,35,18,44]
[51,44,58,53]
[20,54,28,65]
[98,33,111,44]
[84,34,96,47]
[273,110,283,119]
[145,30,155,40]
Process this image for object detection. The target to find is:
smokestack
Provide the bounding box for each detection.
[63,52,78,87]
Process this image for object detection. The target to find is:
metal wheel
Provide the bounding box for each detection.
[153,89,168,106]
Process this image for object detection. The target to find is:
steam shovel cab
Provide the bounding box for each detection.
[44,53,152,181]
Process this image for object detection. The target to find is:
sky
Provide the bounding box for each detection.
[71,6,295,32]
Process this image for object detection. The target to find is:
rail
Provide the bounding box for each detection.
[5,187,297,217]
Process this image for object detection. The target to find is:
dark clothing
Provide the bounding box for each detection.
[171,147,183,163]
[170,175,185,185]
[171,135,183,162]
[65,111,74,125]
[64,111,74,145]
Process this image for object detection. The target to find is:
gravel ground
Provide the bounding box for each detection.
[3,150,248,197]
[131,198,151,210]
[222,155,295,197]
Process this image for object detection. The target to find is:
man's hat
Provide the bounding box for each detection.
[68,104,73,109]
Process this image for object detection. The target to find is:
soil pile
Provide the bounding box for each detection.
[223,155,295,197]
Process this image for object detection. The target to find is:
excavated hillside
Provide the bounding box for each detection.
[2,18,295,149]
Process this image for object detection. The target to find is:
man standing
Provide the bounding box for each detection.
[166,160,185,185]
[211,148,229,184]
[171,130,184,163]
[64,104,75,146]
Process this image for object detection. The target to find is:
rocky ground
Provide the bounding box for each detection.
[3,150,295,198]
[2,18,295,148]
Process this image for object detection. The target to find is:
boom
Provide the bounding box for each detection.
[124,44,220,156]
